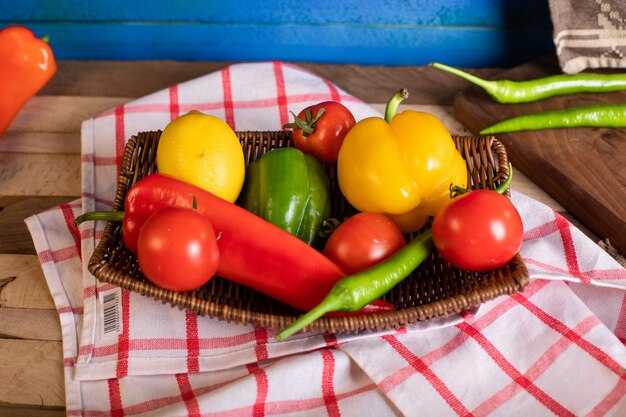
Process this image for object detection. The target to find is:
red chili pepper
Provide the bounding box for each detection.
[0,26,57,135]
[75,173,395,313]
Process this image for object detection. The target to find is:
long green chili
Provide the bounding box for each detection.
[275,166,514,340]
[275,230,434,340]
[480,104,626,134]
[431,62,626,104]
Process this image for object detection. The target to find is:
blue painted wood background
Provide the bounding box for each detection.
[0,0,555,67]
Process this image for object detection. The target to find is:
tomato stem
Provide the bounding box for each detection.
[318,218,342,238]
[283,108,326,137]
[450,185,471,197]
[384,89,409,123]
[449,163,513,198]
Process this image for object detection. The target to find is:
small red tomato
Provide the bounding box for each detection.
[432,190,523,271]
[284,101,356,164]
[323,212,406,274]
[137,206,219,292]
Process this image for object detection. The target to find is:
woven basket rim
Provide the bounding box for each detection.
[88,131,530,334]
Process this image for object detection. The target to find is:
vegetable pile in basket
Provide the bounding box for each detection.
[75,89,525,339]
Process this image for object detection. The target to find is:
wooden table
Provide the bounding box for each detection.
[0,60,601,416]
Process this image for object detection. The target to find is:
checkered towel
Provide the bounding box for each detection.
[26,61,626,416]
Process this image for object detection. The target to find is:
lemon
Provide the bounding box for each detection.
[156,110,245,202]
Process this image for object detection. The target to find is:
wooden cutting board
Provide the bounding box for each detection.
[453,56,626,254]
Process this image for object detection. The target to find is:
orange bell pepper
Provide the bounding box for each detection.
[0,26,57,135]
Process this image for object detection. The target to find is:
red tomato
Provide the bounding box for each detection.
[285,101,356,164]
[323,212,406,274]
[432,190,523,271]
[137,206,219,292]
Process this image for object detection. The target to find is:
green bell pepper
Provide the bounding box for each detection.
[238,147,331,247]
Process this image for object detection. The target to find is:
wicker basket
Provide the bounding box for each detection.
[88,131,529,334]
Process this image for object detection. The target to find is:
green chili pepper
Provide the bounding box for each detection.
[275,166,514,340]
[431,62,626,104]
[480,104,626,134]
[275,229,434,340]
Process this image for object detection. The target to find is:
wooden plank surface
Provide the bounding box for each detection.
[0,308,62,341]
[0,339,65,408]
[6,96,128,133]
[0,59,612,415]
[0,254,56,309]
[0,197,77,254]
[453,57,626,254]
[0,408,65,417]
[0,154,81,196]
[0,132,80,154]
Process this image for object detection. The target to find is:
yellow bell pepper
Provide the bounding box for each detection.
[337,89,467,232]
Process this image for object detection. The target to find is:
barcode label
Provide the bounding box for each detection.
[99,288,122,339]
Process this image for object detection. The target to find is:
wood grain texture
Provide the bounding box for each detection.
[0,339,65,408]
[41,61,231,98]
[0,197,77,254]
[0,154,80,196]
[0,406,65,417]
[7,96,129,133]
[453,57,626,253]
[0,132,80,154]
[0,308,61,341]
[0,255,56,309]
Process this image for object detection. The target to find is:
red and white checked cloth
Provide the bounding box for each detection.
[26,62,626,416]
